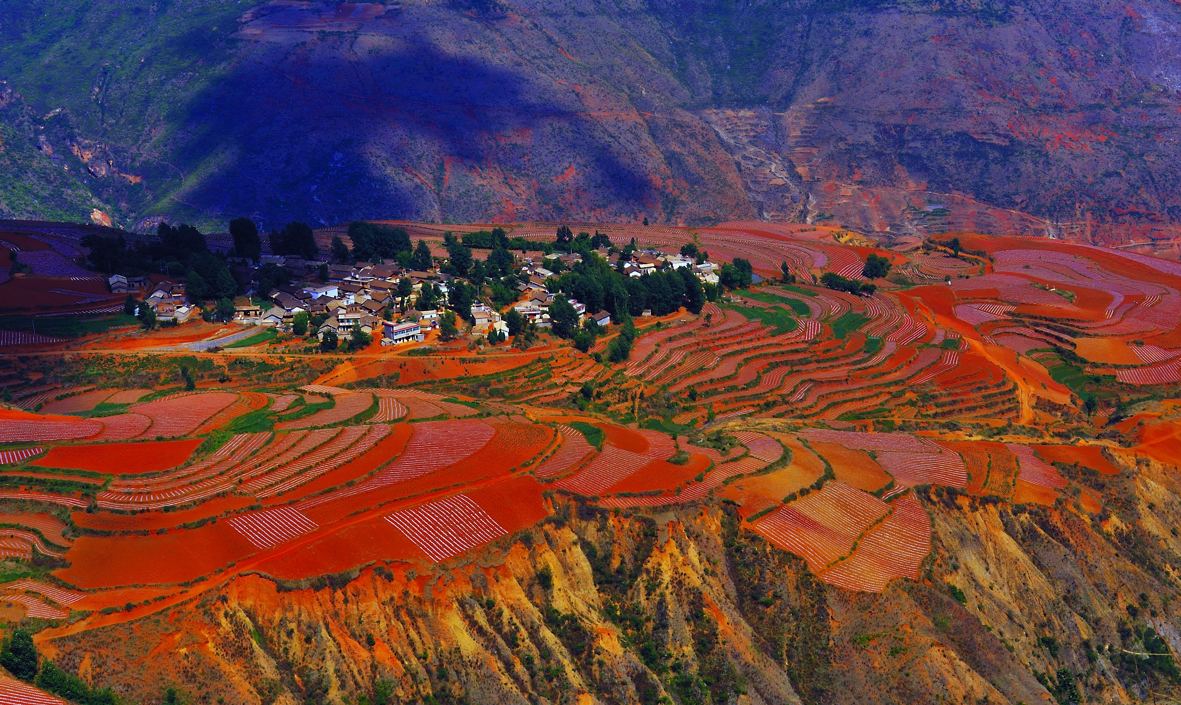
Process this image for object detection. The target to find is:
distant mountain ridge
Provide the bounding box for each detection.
[1,0,1180,242]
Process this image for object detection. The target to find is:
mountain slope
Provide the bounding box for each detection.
[1,0,1180,238]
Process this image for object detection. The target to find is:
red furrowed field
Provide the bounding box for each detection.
[0,409,100,442]
[0,579,84,606]
[0,490,87,508]
[532,425,593,479]
[299,419,496,509]
[32,438,201,474]
[228,507,320,549]
[370,394,408,423]
[0,447,44,465]
[246,424,390,498]
[751,481,890,572]
[819,492,931,592]
[127,391,239,437]
[0,592,67,620]
[555,426,680,496]
[1008,444,1068,489]
[385,493,508,562]
[0,675,66,704]
[277,391,374,429]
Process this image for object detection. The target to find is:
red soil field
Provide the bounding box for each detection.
[315,352,539,387]
[71,494,256,533]
[57,521,254,589]
[85,323,235,351]
[1033,444,1121,476]
[253,514,422,579]
[1012,479,1059,506]
[604,454,710,495]
[720,438,826,518]
[809,441,891,493]
[32,438,202,474]
[40,389,118,414]
[599,423,651,453]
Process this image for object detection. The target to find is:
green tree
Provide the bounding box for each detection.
[157,222,208,256]
[179,365,196,391]
[504,308,524,337]
[679,267,704,314]
[320,329,339,352]
[573,328,594,353]
[439,311,459,341]
[0,629,38,681]
[330,235,351,264]
[448,281,476,322]
[487,245,514,278]
[347,222,411,262]
[444,234,473,277]
[397,277,414,308]
[555,225,574,247]
[138,303,157,330]
[862,253,892,279]
[123,294,138,316]
[256,263,291,296]
[185,269,210,302]
[271,222,318,259]
[229,217,261,262]
[606,335,632,362]
[416,282,437,311]
[214,297,235,322]
[292,311,309,336]
[549,297,578,338]
[348,324,372,351]
[780,261,795,283]
[410,240,433,270]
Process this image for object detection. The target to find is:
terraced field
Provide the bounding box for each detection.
[0,223,1175,666]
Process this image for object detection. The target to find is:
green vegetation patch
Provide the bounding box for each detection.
[830,312,869,339]
[568,421,605,450]
[723,302,797,334]
[225,408,275,434]
[72,402,131,418]
[222,328,278,348]
[741,289,811,315]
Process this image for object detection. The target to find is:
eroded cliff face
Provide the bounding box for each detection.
[44,485,1181,705]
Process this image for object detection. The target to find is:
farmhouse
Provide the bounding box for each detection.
[383,321,424,346]
[587,310,611,327]
[107,274,149,293]
[233,297,262,323]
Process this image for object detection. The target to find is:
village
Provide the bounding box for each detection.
[110,231,723,351]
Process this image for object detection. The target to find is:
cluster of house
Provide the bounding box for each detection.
[233,262,447,345]
[509,248,717,327]
[108,240,719,345]
[109,275,202,324]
